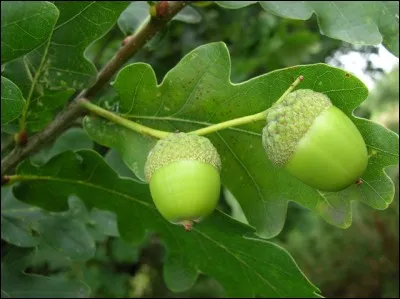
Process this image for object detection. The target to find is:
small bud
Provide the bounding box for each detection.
[1,175,10,186]
[150,1,169,18]
[14,131,28,147]
[156,1,169,17]
[149,5,157,17]
[122,35,133,46]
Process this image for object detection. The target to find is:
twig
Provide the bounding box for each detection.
[1,1,189,176]
[1,135,14,153]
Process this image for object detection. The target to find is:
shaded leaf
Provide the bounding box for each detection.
[1,2,59,64]
[118,2,149,35]
[216,1,399,56]
[1,77,25,125]
[1,58,32,96]
[1,247,90,298]
[118,2,202,36]
[32,127,94,164]
[82,264,130,298]
[83,42,398,238]
[1,187,43,247]
[36,206,96,262]
[164,254,199,293]
[104,149,141,182]
[110,238,139,264]
[1,187,111,262]
[27,242,73,271]
[13,150,320,297]
[174,6,202,24]
[87,209,119,242]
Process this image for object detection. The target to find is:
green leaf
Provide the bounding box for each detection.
[110,238,139,263]
[1,58,32,96]
[1,77,25,125]
[35,198,96,262]
[83,42,398,238]
[82,264,130,297]
[1,187,43,247]
[1,2,59,64]
[104,149,141,182]
[2,2,129,132]
[1,187,106,262]
[84,117,157,182]
[13,150,320,297]
[216,1,399,57]
[164,254,199,293]
[87,209,119,242]
[1,247,90,298]
[38,1,129,89]
[25,88,75,132]
[27,242,73,270]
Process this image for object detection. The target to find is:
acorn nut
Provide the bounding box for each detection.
[262,89,368,192]
[145,133,221,230]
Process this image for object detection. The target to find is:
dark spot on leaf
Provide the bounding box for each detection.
[345,73,350,78]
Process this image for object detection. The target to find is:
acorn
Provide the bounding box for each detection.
[145,133,221,230]
[262,89,368,192]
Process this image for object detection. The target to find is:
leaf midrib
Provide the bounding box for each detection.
[14,175,154,209]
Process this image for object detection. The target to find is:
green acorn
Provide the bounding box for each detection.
[262,89,368,192]
[145,133,221,230]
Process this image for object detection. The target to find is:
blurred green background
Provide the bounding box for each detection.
[16,3,399,298]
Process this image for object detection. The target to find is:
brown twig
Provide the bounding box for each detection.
[1,135,14,153]
[1,1,189,176]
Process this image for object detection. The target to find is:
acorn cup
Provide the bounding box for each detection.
[145,133,221,231]
[262,89,368,192]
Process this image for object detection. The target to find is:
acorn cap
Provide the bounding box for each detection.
[262,89,332,167]
[144,133,221,182]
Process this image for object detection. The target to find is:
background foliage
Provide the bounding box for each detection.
[1,1,398,298]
